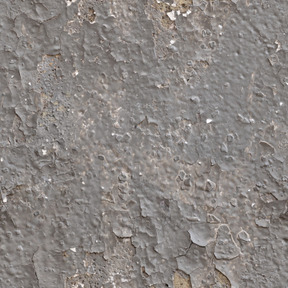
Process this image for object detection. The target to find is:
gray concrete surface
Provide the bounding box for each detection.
[0,0,288,287]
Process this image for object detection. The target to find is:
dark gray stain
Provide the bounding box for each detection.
[0,0,287,287]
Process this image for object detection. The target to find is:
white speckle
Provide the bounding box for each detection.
[113,121,120,128]
[3,195,7,203]
[170,39,176,45]
[251,203,255,207]
[28,82,31,86]
[42,149,47,156]
[182,10,191,17]
[171,3,176,7]
[0,158,3,162]
[65,0,77,7]
[218,24,223,29]
[280,102,283,106]
[82,181,85,185]
[48,179,52,182]
[206,118,213,124]
[70,247,77,252]
[275,40,281,52]
[167,11,176,21]
[72,70,79,77]
[176,10,181,15]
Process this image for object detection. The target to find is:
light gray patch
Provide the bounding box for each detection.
[214,225,240,260]
[188,223,217,247]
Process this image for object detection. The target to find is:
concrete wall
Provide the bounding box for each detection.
[0,0,287,287]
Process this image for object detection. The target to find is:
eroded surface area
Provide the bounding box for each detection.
[0,0,288,287]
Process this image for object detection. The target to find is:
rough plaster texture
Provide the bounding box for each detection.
[0,0,288,287]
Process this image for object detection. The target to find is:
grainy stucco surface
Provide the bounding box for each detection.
[0,0,288,287]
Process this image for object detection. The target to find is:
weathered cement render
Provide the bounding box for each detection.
[0,0,288,287]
